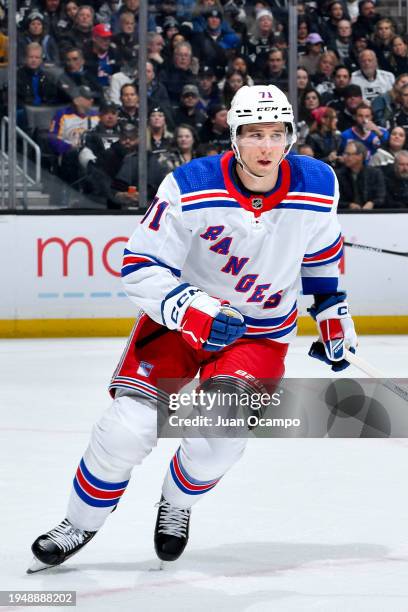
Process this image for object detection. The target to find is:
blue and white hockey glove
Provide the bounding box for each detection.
[161,284,246,351]
[308,292,357,372]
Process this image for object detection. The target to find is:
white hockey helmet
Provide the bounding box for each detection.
[227,85,297,167]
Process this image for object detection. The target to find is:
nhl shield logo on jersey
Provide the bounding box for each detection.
[251,197,263,210]
[137,361,154,377]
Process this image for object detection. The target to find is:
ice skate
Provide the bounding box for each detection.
[154,496,191,562]
[27,518,96,573]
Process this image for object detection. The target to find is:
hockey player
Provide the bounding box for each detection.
[28,84,357,572]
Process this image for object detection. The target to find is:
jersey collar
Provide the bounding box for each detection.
[221,150,291,217]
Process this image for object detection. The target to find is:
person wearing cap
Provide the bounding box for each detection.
[83,23,120,88]
[192,8,239,78]
[158,41,198,105]
[59,5,95,51]
[48,85,99,184]
[147,107,174,154]
[173,84,207,133]
[56,46,103,103]
[244,9,277,76]
[298,33,325,75]
[17,10,60,65]
[199,103,230,152]
[336,83,363,130]
[79,102,120,171]
[197,65,221,113]
[153,0,178,32]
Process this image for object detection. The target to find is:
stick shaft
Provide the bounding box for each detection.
[344,241,408,258]
[345,349,408,403]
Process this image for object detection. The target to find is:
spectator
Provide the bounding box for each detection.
[329,19,354,67]
[112,11,138,65]
[391,83,408,141]
[147,32,165,72]
[323,64,351,107]
[57,47,102,103]
[256,48,288,89]
[118,83,138,126]
[336,83,363,131]
[297,16,310,54]
[153,0,178,32]
[337,140,385,209]
[161,18,181,61]
[244,9,276,75]
[96,0,120,26]
[173,84,207,133]
[95,122,140,209]
[60,5,94,52]
[340,101,389,160]
[39,0,66,41]
[322,1,349,44]
[298,33,325,76]
[297,143,315,156]
[83,24,120,88]
[18,11,60,66]
[298,88,322,128]
[370,126,406,167]
[306,106,342,165]
[382,150,408,207]
[17,42,58,109]
[199,103,230,152]
[108,58,137,105]
[111,0,144,35]
[146,61,174,128]
[192,9,239,78]
[351,49,395,102]
[196,65,221,113]
[171,123,198,165]
[389,36,408,76]
[372,18,396,72]
[313,50,339,97]
[221,70,246,107]
[192,0,229,33]
[63,0,80,31]
[297,67,311,104]
[48,85,99,182]
[228,55,255,86]
[352,0,381,40]
[196,142,219,157]
[158,41,197,106]
[146,107,173,154]
[162,31,187,65]
[78,101,120,171]
[371,73,408,128]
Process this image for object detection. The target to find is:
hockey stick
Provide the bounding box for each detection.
[344,348,408,403]
[344,241,408,258]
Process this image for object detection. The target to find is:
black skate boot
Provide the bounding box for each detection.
[154,496,191,561]
[27,518,96,573]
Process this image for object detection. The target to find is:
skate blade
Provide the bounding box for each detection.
[27,557,55,574]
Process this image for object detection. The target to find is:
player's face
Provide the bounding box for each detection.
[237,123,287,177]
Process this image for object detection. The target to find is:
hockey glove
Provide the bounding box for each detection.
[161,284,246,351]
[308,292,357,372]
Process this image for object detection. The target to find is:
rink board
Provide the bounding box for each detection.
[0,213,407,337]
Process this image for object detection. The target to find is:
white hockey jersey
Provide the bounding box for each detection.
[122,151,343,343]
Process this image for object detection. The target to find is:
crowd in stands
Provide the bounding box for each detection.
[2,0,408,209]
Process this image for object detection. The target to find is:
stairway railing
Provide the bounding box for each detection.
[0,116,42,209]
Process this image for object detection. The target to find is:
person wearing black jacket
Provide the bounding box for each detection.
[79,102,120,171]
[336,140,386,209]
[382,151,408,208]
[17,42,58,108]
[57,47,103,103]
[158,41,197,106]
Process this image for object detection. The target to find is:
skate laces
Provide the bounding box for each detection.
[156,500,190,538]
[47,519,89,553]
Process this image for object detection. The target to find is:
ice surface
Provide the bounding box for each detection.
[1,336,408,611]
